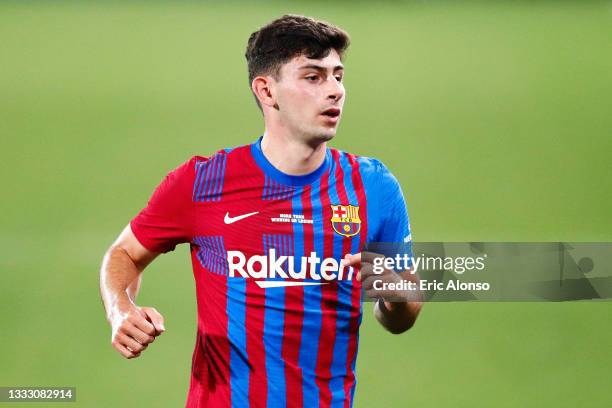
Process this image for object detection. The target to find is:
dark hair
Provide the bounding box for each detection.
[245,14,350,109]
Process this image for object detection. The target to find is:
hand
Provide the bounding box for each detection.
[109,302,165,359]
[343,252,421,304]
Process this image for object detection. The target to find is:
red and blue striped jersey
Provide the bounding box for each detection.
[130,137,412,408]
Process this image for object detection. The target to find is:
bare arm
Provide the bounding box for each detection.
[99,224,166,358]
[344,253,423,335]
[373,269,422,334]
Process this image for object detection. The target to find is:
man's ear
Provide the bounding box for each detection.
[252,76,278,110]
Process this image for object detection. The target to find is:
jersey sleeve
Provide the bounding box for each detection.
[375,162,413,267]
[130,157,197,253]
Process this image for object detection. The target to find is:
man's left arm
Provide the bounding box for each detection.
[350,159,421,334]
[344,253,422,334]
[373,270,422,334]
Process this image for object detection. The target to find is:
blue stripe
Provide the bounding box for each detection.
[214,155,227,201]
[205,156,219,200]
[264,234,287,408]
[192,161,205,201]
[357,157,380,243]
[208,237,216,273]
[196,159,208,201]
[207,155,221,199]
[217,155,227,201]
[200,158,214,201]
[194,161,207,202]
[299,182,322,407]
[227,233,249,408]
[213,236,222,274]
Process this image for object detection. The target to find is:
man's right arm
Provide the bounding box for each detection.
[99,224,166,359]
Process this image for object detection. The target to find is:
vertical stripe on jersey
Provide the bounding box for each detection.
[246,260,268,405]
[193,153,228,202]
[192,160,206,202]
[207,155,222,200]
[213,156,228,202]
[326,150,355,408]
[299,179,323,408]
[282,186,310,408]
[263,234,293,408]
[196,157,218,201]
[344,155,368,408]
[227,261,249,407]
[314,169,338,408]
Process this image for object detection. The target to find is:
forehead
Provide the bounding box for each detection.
[281,49,344,73]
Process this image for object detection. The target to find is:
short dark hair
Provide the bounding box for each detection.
[245,14,350,109]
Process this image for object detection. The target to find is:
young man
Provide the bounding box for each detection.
[99,14,421,408]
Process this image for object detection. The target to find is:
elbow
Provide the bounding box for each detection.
[375,300,422,335]
[387,317,417,335]
[388,326,408,335]
[387,302,422,335]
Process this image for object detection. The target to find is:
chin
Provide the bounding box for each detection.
[315,128,337,142]
[300,126,336,147]
[305,133,333,148]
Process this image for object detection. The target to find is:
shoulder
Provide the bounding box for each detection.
[190,143,250,168]
[329,147,398,188]
[160,148,231,187]
[181,144,244,174]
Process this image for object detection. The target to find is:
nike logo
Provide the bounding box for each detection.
[224,211,259,224]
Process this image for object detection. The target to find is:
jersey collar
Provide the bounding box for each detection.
[250,136,331,186]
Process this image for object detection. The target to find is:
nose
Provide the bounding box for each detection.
[327,78,344,102]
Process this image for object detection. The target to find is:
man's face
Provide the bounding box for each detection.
[271,49,345,144]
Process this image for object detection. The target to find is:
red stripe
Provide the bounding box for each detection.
[343,153,367,408]
[281,186,312,408]
[314,169,337,408]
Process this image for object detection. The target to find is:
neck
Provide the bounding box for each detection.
[260,130,328,176]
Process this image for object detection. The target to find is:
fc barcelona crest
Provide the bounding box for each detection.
[330,204,361,237]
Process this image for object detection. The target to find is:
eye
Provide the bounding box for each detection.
[306,75,318,82]
[335,75,343,82]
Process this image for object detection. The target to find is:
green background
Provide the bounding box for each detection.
[1,1,611,407]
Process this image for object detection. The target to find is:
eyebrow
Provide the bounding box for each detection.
[298,64,344,72]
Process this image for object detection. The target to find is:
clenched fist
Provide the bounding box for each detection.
[109,304,165,359]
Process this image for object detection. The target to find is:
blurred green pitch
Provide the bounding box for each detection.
[1,1,611,407]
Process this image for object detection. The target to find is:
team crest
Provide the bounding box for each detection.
[330,204,361,237]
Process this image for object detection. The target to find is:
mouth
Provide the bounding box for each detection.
[320,108,341,124]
